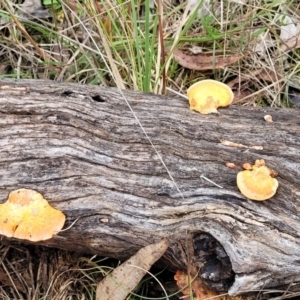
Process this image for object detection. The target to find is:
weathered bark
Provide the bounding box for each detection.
[0,79,300,295]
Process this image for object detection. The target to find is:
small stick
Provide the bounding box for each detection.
[200,175,223,189]
[58,218,80,233]
[157,0,166,94]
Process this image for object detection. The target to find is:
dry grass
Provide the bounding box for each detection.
[1,0,300,299]
[0,242,298,300]
[0,242,180,300]
[0,243,99,299]
[0,0,299,105]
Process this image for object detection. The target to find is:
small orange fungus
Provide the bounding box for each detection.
[237,160,278,201]
[187,79,234,114]
[0,189,65,241]
[174,270,221,300]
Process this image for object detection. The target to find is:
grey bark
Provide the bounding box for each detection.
[0,78,300,295]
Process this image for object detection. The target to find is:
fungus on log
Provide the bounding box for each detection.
[0,189,65,241]
[0,79,300,295]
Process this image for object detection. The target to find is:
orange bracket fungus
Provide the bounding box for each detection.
[187,79,234,114]
[237,159,279,201]
[0,189,65,242]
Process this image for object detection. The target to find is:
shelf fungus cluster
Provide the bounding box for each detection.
[0,189,65,242]
[237,159,279,201]
[187,79,234,114]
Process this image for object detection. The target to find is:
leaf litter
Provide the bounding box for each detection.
[167,47,245,70]
[96,238,169,300]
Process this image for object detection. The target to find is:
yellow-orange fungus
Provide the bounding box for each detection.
[0,189,65,241]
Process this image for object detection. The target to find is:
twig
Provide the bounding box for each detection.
[2,1,50,62]
[200,175,223,189]
[157,0,166,94]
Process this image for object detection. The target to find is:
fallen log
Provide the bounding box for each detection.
[0,78,300,295]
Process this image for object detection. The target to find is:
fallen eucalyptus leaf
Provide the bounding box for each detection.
[168,48,243,70]
[96,238,169,300]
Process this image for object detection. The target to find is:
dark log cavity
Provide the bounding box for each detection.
[194,233,234,291]
[0,79,300,295]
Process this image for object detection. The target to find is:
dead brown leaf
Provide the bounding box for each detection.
[96,238,169,300]
[256,69,283,83]
[226,68,283,104]
[168,48,243,70]
[232,90,255,104]
[278,36,300,54]
[227,68,282,89]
